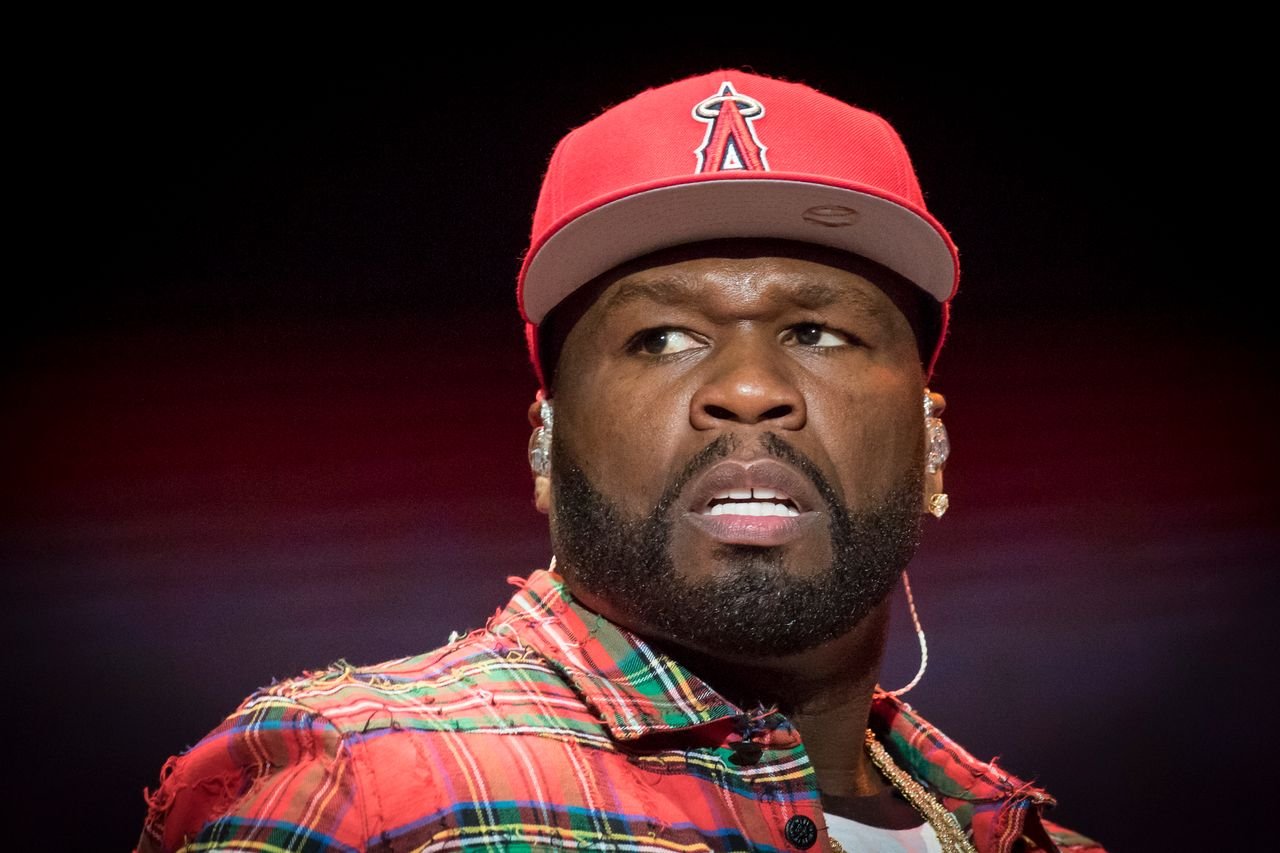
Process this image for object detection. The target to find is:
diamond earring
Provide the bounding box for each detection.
[529,399,554,477]
[923,390,949,517]
[923,390,949,474]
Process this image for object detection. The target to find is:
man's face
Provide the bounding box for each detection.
[543,241,931,659]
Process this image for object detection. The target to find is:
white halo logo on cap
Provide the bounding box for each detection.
[692,82,770,174]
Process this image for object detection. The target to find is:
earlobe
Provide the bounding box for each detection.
[533,475,552,514]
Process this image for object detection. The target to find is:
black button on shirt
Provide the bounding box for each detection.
[784,814,818,849]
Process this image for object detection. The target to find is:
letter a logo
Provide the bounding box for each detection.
[692,82,769,173]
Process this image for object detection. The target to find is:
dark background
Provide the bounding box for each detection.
[6,42,1272,850]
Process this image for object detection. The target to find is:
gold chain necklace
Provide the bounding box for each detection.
[827,730,977,853]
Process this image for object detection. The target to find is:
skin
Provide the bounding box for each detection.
[526,239,946,826]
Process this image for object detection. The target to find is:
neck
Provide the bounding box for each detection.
[645,596,894,800]
[570,578,927,828]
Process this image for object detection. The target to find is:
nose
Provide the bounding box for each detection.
[689,339,807,430]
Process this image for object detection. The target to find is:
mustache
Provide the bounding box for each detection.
[761,432,846,514]
[652,433,736,515]
[652,432,842,517]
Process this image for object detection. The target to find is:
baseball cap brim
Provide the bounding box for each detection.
[519,173,958,326]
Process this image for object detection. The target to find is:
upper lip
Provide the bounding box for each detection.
[683,458,823,515]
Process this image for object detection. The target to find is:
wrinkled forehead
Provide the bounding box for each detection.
[536,238,939,389]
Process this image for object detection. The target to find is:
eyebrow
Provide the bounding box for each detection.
[600,276,888,317]
[601,278,700,313]
[790,281,886,315]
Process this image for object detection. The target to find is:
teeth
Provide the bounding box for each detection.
[704,502,800,517]
[712,487,790,501]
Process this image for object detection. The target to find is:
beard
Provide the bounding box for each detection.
[550,430,924,658]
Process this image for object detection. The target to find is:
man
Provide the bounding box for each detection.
[137,70,1104,853]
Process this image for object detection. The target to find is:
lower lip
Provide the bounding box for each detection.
[681,510,820,547]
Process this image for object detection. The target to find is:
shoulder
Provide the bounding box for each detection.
[869,696,1109,853]
[1039,818,1108,853]
[137,630,578,853]
[135,675,354,853]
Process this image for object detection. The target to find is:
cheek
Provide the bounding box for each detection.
[557,371,696,511]
[806,369,922,503]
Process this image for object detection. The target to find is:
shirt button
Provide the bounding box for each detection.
[729,741,764,766]
[784,814,817,849]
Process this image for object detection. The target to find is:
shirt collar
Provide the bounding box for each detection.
[498,568,1057,846]
[870,694,1058,851]
[496,568,743,739]
[870,696,1056,807]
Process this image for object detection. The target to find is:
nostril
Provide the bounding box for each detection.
[700,403,796,424]
[689,363,807,429]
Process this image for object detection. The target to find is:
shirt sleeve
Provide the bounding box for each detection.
[1039,818,1107,853]
[135,691,367,853]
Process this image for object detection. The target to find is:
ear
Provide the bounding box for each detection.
[926,389,946,418]
[527,398,552,514]
[921,390,948,516]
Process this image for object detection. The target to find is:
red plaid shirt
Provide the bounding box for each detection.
[138,569,1104,852]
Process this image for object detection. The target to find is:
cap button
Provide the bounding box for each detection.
[783,814,818,849]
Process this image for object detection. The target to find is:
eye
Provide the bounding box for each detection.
[631,328,707,356]
[782,323,847,348]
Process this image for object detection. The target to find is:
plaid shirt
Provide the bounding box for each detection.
[137,570,1104,853]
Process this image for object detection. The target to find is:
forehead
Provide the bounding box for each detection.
[597,253,897,320]
[538,239,936,382]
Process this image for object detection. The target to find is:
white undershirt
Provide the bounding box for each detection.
[823,811,942,853]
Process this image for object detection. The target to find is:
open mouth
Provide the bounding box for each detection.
[680,457,822,546]
[701,487,801,518]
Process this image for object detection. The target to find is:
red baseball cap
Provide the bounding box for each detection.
[518,69,959,385]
